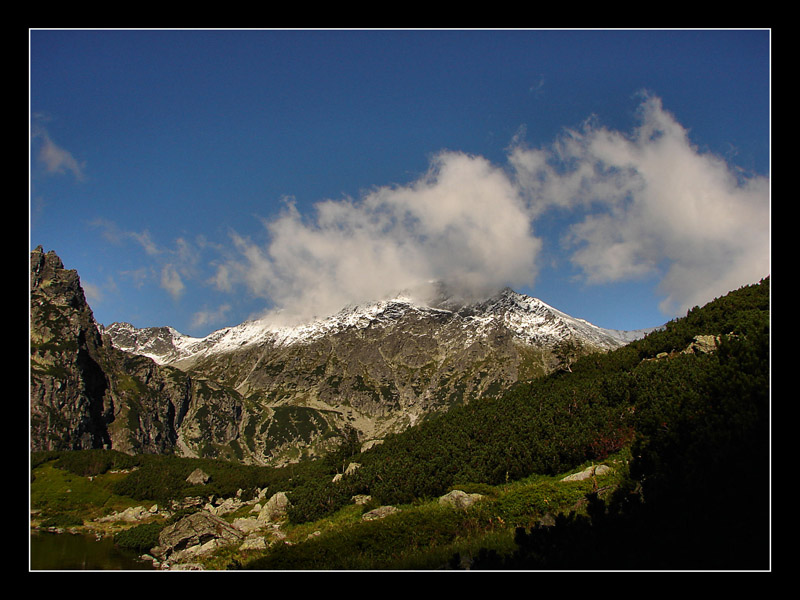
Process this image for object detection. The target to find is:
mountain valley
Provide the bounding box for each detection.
[29,245,770,570]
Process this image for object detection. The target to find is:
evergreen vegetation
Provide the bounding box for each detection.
[281,279,768,526]
[30,277,770,570]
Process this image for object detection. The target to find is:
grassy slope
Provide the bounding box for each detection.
[30,449,629,569]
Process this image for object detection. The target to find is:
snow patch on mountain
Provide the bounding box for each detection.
[104,288,657,366]
[101,322,203,364]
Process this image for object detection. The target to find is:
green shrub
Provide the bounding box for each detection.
[286,477,355,524]
[248,504,468,570]
[493,479,596,526]
[39,512,84,528]
[55,449,141,477]
[30,451,64,470]
[113,521,165,553]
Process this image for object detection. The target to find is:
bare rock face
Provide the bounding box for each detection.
[30,246,114,450]
[103,284,650,466]
[32,245,649,467]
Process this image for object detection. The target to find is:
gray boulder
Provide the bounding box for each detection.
[362,506,400,521]
[151,510,244,560]
[186,468,211,485]
[257,491,292,523]
[438,489,484,510]
[682,334,720,355]
[231,517,262,534]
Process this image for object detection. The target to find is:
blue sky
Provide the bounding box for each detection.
[30,29,770,337]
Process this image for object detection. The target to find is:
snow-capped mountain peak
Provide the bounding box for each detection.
[101,321,202,364]
[103,287,654,366]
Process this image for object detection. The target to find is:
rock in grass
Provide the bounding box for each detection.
[362,506,400,521]
[438,490,484,509]
[186,468,211,485]
[560,464,611,482]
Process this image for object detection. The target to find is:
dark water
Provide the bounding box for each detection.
[30,530,155,571]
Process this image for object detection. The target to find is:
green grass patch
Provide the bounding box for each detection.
[30,460,137,524]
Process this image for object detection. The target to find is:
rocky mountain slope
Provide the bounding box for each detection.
[103,289,653,464]
[30,246,244,458]
[31,246,654,467]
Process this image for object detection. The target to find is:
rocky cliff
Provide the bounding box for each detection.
[30,246,243,457]
[30,246,114,450]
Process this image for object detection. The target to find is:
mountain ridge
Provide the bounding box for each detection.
[102,287,657,368]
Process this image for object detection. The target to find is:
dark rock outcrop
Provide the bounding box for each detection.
[30,246,114,450]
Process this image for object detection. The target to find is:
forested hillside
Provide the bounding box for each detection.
[265,276,770,568]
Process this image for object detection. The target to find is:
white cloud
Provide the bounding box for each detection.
[82,281,103,305]
[95,94,768,328]
[91,219,203,303]
[131,231,162,256]
[91,218,158,254]
[31,123,85,181]
[509,93,770,316]
[160,265,185,301]
[213,97,769,325]
[214,151,542,325]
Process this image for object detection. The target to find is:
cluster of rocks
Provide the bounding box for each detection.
[131,469,303,569]
[134,468,499,569]
[96,504,167,523]
[115,466,617,569]
[102,467,621,569]
[138,488,293,570]
[648,334,724,361]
